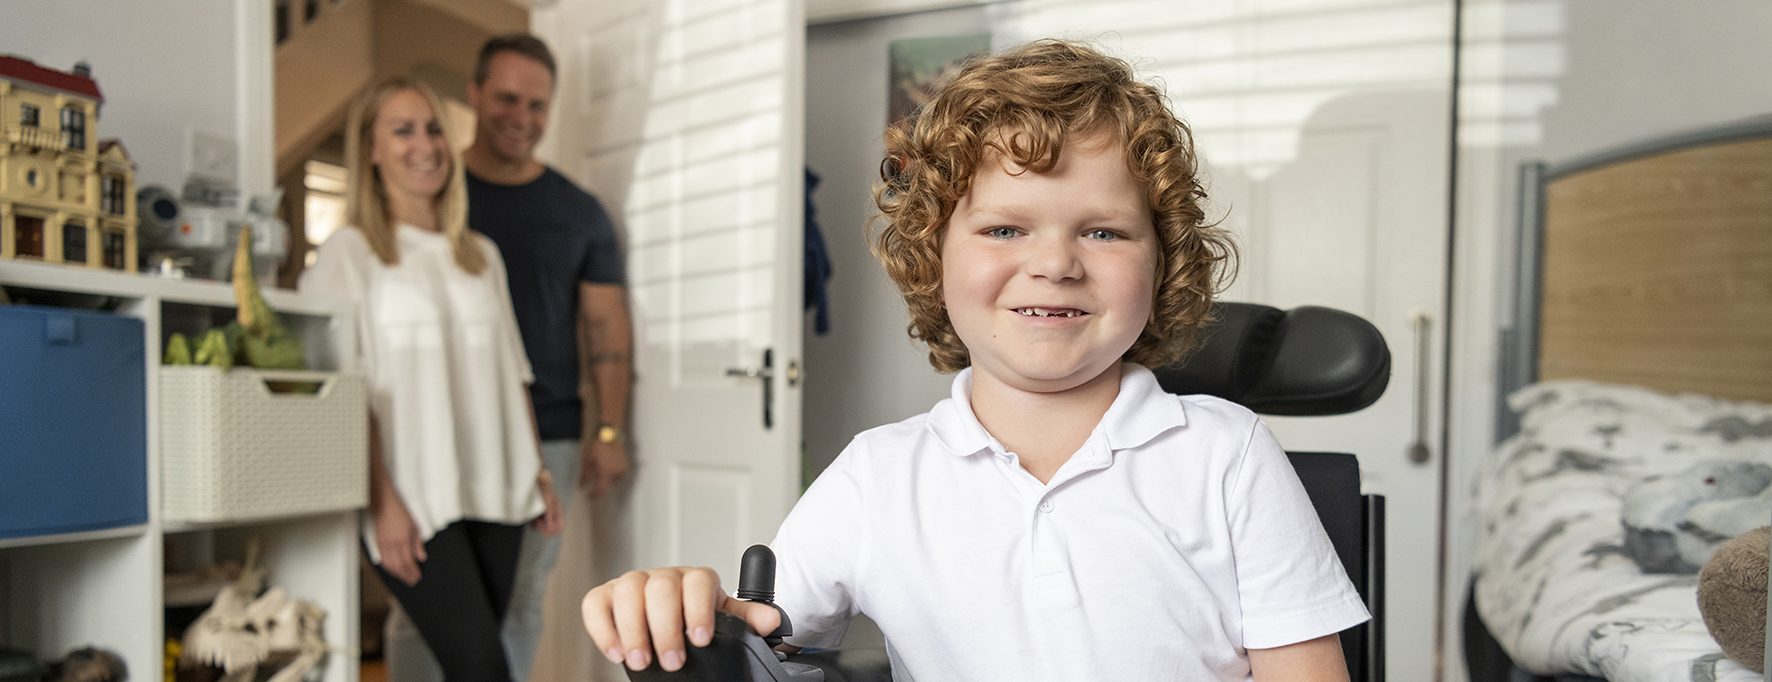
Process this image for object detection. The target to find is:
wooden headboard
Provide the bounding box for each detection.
[1498,118,1772,439]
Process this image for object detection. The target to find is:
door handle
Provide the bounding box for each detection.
[1407,310,1431,465]
[725,348,774,429]
[724,366,771,380]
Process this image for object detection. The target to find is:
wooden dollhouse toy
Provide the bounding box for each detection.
[0,55,137,271]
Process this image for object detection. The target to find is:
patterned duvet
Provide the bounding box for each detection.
[1473,381,1772,682]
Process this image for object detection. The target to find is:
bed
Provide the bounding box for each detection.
[1466,118,1772,682]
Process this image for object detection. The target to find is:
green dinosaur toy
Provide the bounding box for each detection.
[192,328,234,369]
[163,332,193,365]
[232,226,306,371]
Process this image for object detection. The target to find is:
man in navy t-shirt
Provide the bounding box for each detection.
[382,34,633,682]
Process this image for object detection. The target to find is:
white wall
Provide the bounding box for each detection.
[0,1,273,199]
[1446,0,1772,675]
[802,5,993,478]
[1535,2,1772,161]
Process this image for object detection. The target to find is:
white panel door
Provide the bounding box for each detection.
[533,0,805,631]
[998,1,1456,678]
[1251,91,1450,681]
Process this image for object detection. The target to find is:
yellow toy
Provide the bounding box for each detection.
[231,225,304,370]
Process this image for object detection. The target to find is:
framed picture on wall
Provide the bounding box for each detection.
[888,33,991,124]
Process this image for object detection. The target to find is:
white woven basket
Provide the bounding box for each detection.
[161,367,367,524]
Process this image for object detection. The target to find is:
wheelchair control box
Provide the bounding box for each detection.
[625,611,823,682]
[626,545,826,682]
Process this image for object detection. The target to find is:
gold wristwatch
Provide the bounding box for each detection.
[595,424,624,444]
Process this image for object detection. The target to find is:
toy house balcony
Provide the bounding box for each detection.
[5,126,75,153]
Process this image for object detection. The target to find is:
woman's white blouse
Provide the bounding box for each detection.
[301,224,543,561]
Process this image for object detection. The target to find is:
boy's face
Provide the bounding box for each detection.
[941,134,1158,394]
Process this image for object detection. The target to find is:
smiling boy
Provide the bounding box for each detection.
[581,39,1368,681]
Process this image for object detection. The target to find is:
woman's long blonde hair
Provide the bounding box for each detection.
[343,77,485,274]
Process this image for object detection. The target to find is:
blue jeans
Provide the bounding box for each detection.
[385,439,580,682]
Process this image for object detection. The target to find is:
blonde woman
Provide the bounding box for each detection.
[300,77,561,681]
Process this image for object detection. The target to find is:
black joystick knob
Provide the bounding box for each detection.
[737,544,793,645]
[737,544,777,601]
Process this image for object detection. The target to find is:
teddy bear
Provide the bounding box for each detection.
[1697,526,1768,674]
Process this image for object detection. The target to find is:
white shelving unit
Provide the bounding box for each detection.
[0,259,361,682]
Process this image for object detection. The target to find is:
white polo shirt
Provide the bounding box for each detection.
[771,363,1368,681]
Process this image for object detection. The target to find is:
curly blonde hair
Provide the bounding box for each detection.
[872,39,1237,373]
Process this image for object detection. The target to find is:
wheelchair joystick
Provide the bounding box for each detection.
[624,545,824,682]
[738,544,794,648]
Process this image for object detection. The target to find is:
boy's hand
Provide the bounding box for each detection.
[581,567,783,672]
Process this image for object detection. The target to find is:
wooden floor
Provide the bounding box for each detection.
[360,661,387,682]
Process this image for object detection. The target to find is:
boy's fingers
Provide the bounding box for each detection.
[586,567,728,672]
[680,569,721,648]
[644,571,689,671]
[581,588,625,665]
[721,597,783,639]
[609,572,655,671]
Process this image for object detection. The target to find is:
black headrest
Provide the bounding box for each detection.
[1151,302,1390,416]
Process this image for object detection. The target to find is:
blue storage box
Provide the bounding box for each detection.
[0,305,147,539]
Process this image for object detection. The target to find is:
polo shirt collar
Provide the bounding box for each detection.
[1100,363,1190,450]
[926,364,1189,458]
[928,368,997,456]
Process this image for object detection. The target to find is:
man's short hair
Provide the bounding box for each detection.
[475,33,557,84]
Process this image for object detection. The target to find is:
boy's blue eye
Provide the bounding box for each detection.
[1085,229,1119,241]
[986,226,1019,239]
